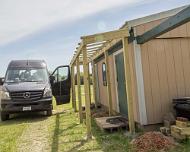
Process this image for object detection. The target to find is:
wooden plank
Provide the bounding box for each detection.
[187,22,190,37]
[180,38,190,96]
[147,40,162,123]
[141,43,155,124]
[122,37,135,133]
[156,39,170,117]
[172,39,186,97]
[87,41,107,47]
[88,63,92,105]
[71,41,84,65]
[86,48,100,52]
[76,58,83,123]
[82,29,129,45]
[95,116,128,130]
[104,51,113,116]
[92,39,119,61]
[82,46,92,139]
[71,64,77,112]
[92,61,98,108]
[87,45,103,50]
[128,43,139,123]
[164,40,178,110]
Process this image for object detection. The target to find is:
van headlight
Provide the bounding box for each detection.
[1,87,10,100]
[43,87,52,97]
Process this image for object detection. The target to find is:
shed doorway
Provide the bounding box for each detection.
[114,51,128,116]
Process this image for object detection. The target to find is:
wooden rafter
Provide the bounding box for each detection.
[81,29,129,45]
[87,45,103,50]
[71,41,84,65]
[87,41,107,47]
[92,39,120,60]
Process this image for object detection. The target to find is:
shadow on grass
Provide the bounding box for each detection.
[90,120,132,152]
[51,114,60,152]
[51,113,83,152]
[50,110,131,152]
[0,112,48,126]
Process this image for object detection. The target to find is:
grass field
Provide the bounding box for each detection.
[0,102,132,152]
[0,86,190,152]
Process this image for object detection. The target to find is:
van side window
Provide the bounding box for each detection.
[58,67,69,81]
[102,63,107,86]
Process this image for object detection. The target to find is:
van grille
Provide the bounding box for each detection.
[10,91,43,101]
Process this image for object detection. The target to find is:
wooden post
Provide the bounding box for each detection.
[71,65,74,108]
[71,63,77,112]
[92,61,98,108]
[122,37,135,134]
[82,46,92,139]
[76,58,83,123]
[88,65,92,105]
[104,51,113,116]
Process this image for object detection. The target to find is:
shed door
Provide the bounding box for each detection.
[115,52,128,116]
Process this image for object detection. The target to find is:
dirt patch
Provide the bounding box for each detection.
[17,118,51,152]
[131,132,176,152]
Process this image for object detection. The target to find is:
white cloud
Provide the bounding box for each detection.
[0,0,141,45]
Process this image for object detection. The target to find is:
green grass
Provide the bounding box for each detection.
[0,119,28,152]
[0,85,190,152]
[49,102,132,152]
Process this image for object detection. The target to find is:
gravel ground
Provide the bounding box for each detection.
[17,115,51,152]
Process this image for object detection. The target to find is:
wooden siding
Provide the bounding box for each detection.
[96,59,108,107]
[96,44,140,123]
[136,19,190,38]
[96,19,190,125]
[136,20,190,124]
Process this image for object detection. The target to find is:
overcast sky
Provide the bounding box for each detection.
[0,0,189,76]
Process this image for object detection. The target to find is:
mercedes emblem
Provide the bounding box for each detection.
[23,92,31,99]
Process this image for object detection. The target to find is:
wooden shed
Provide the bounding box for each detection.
[70,5,190,137]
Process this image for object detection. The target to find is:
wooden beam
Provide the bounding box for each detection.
[122,37,135,134]
[87,52,97,55]
[87,48,100,52]
[104,51,113,116]
[76,58,83,123]
[87,50,98,54]
[87,45,103,50]
[82,46,92,139]
[82,29,129,45]
[136,6,190,44]
[92,39,119,60]
[71,64,77,112]
[87,41,107,47]
[71,41,84,65]
[88,63,92,105]
[92,61,98,108]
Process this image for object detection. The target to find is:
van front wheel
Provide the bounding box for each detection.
[46,109,52,116]
[1,112,9,121]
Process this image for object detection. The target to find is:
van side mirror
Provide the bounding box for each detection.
[0,77,4,85]
[49,75,55,84]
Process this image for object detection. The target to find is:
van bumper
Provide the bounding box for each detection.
[1,97,52,114]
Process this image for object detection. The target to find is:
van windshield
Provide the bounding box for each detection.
[5,68,49,83]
